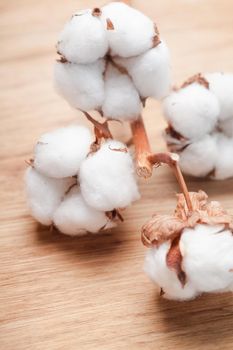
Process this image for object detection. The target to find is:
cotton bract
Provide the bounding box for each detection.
[53,186,116,236]
[145,224,233,301]
[54,60,105,111]
[101,2,156,58]
[80,140,140,211]
[34,125,93,178]
[25,167,75,226]
[57,9,108,64]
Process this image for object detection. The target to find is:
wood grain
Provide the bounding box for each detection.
[1,1,233,349]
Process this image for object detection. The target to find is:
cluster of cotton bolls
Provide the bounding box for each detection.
[163,72,233,180]
[143,190,233,301]
[54,2,171,122]
[25,124,140,236]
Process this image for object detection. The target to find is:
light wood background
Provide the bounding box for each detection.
[1,0,233,349]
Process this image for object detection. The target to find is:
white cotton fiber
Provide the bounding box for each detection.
[101,2,155,57]
[205,72,233,121]
[80,140,140,211]
[34,125,93,178]
[57,9,108,64]
[53,186,115,236]
[54,59,105,111]
[163,83,220,139]
[144,241,199,301]
[102,64,141,121]
[213,133,233,180]
[179,134,217,177]
[115,41,171,99]
[144,224,233,300]
[25,167,75,226]
[181,224,233,293]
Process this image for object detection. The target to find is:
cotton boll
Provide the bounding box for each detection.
[213,133,233,180]
[205,72,233,121]
[115,41,171,99]
[144,242,199,301]
[80,140,140,211]
[25,167,76,226]
[163,83,220,139]
[181,224,233,293]
[53,186,116,236]
[57,9,108,64]
[101,2,156,57]
[54,60,105,111]
[179,135,218,177]
[102,64,141,121]
[34,125,93,178]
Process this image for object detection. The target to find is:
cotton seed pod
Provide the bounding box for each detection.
[115,41,171,99]
[204,72,233,121]
[54,59,105,111]
[53,186,116,236]
[143,190,233,301]
[34,125,93,178]
[101,2,157,58]
[80,140,140,211]
[25,167,76,226]
[102,64,142,121]
[163,82,220,140]
[57,9,108,64]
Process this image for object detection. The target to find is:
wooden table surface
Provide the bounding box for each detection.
[1,1,233,349]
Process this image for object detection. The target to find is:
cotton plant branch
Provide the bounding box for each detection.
[130,115,193,212]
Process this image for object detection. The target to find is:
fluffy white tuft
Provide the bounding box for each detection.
[115,41,171,99]
[25,167,76,226]
[54,60,105,111]
[57,9,108,64]
[102,64,141,121]
[205,72,233,121]
[178,134,218,178]
[34,125,93,178]
[163,83,220,139]
[53,186,115,236]
[144,224,233,300]
[213,133,233,180]
[144,241,198,301]
[80,140,140,211]
[101,2,155,57]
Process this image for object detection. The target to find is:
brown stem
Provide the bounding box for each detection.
[82,111,113,140]
[130,115,153,178]
[131,116,193,212]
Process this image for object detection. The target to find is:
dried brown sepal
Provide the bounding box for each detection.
[165,124,187,143]
[108,146,128,153]
[25,158,34,167]
[166,235,186,287]
[108,56,129,75]
[82,111,113,140]
[141,214,185,247]
[175,190,233,230]
[106,209,124,222]
[92,8,102,17]
[152,23,161,47]
[57,55,68,64]
[181,73,209,89]
[106,18,114,30]
[160,288,165,297]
